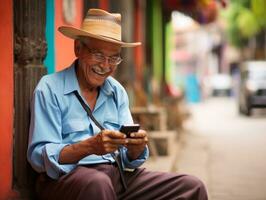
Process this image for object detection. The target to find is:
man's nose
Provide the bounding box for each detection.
[100,57,110,67]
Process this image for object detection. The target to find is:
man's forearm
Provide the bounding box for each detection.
[59,139,94,164]
[59,131,127,164]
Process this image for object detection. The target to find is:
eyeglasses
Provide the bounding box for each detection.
[81,42,123,66]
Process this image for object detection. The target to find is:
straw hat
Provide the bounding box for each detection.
[58,8,141,47]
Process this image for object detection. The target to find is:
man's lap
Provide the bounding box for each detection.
[36,164,207,200]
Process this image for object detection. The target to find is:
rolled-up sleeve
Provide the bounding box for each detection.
[120,146,149,169]
[27,82,75,179]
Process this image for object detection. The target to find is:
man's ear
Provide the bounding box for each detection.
[74,39,82,57]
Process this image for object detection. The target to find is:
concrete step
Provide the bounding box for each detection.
[142,139,180,172]
[148,130,177,156]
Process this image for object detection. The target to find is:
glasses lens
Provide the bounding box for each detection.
[109,57,122,65]
[93,53,105,63]
[83,43,122,65]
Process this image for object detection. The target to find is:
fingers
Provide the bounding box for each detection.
[101,130,127,145]
[102,137,128,145]
[128,129,147,138]
[102,144,119,152]
[130,132,147,138]
[126,137,148,145]
[126,130,148,145]
[94,129,148,156]
[102,130,126,139]
[93,131,126,155]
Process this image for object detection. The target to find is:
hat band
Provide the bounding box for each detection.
[81,19,121,41]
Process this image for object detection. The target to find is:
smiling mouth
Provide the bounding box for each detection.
[92,65,111,76]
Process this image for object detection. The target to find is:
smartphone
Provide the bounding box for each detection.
[119,124,140,138]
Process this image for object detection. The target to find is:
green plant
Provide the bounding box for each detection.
[221,0,265,48]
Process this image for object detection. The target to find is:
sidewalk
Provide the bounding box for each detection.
[171,98,266,200]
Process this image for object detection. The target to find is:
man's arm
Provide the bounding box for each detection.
[59,130,127,164]
[27,82,74,179]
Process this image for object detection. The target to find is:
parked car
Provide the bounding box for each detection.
[210,74,232,96]
[238,61,266,116]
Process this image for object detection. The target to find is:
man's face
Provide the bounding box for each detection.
[76,37,122,88]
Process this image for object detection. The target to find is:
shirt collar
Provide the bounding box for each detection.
[63,60,115,96]
[64,60,80,95]
[100,77,115,96]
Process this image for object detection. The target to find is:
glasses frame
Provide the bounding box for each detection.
[80,41,123,66]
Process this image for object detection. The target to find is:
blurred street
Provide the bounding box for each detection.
[176,97,266,200]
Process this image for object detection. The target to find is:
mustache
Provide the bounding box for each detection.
[91,64,112,74]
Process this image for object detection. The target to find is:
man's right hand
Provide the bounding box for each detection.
[90,130,127,155]
[59,130,127,164]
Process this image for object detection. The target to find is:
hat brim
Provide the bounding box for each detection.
[58,26,141,48]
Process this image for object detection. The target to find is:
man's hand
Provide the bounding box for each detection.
[91,130,127,155]
[125,129,148,160]
[59,130,127,164]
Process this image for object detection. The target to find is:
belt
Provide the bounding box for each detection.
[81,162,117,167]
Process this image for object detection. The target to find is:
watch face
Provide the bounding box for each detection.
[63,0,76,25]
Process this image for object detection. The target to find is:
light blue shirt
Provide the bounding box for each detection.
[27,61,149,179]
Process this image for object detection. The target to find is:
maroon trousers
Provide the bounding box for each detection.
[36,164,208,200]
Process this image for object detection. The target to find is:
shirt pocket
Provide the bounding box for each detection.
[103,113,120,130]
[62,119,89,135]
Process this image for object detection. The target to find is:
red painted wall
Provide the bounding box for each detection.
[55,0,83,71]
[0,1,13,200]
[99,0,109,10]
[134,1,144,82]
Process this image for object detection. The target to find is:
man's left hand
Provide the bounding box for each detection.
[125,129,148,160]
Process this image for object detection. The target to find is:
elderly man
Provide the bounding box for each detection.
[27,8,208,200]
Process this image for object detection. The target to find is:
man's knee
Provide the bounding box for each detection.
[180,175,208,198]
[87,171,113,190]
[74,168,113,191]
[181,175,205,189]
[70,167,116,200]
[87,172,117,200]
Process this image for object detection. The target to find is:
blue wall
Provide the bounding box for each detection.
[44,0,55,74]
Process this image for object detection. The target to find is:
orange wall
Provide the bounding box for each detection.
[55,0,83,71]
[0,1,13,199]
